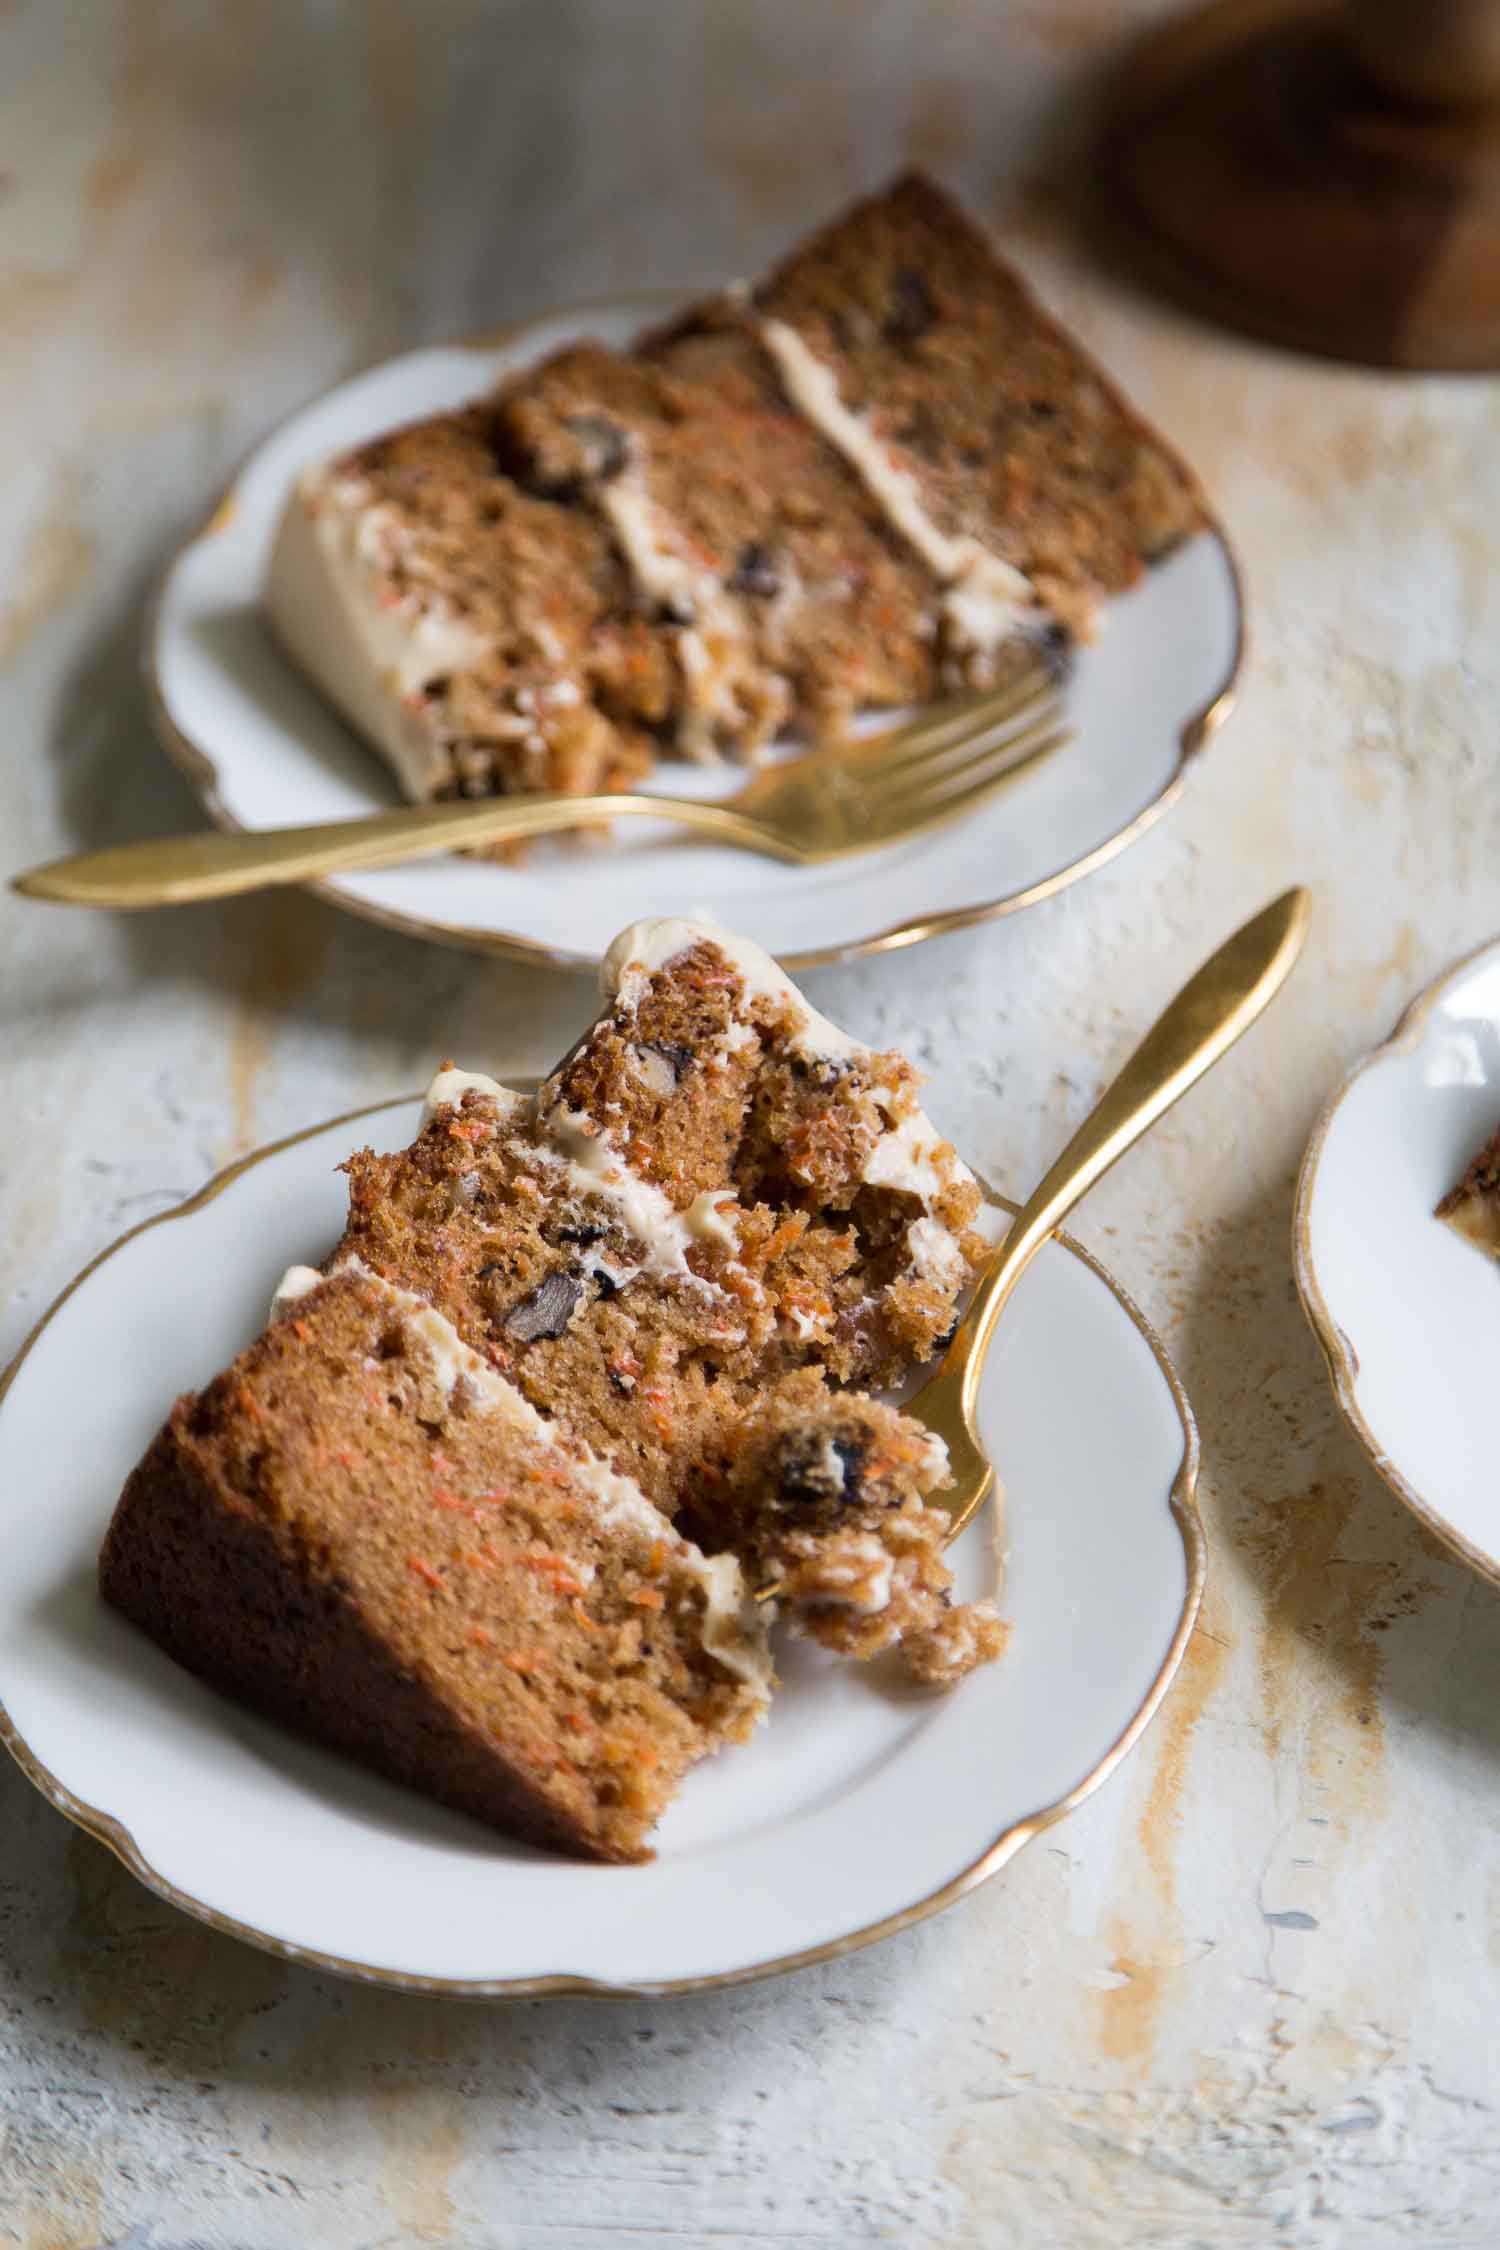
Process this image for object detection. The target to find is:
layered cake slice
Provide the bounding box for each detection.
[490,301,986,759]
[266,403,673,804]
[266,171,1203,803]
[1436,1125,1500,1257]
[101,1268,768,1863]
[752,171,1204,641]
[101,919,1005,1859]
[334,916,1006,1685]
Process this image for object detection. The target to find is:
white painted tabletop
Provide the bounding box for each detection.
[5,3,1500,2243]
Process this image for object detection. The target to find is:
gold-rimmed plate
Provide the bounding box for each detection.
[0,1093,1202,1995]
[147,294,1243,972]
[1295,934,1500,1593]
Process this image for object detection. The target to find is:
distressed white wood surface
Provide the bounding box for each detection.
[4,3,1500,2242]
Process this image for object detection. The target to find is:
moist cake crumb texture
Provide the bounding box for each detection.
[101,917,1008,1860]
[266,170,1204,809]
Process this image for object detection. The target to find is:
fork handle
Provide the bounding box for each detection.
[10,791,799,908]
[949,886,1311,1402]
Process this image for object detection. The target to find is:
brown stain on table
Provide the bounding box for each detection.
[0,268,75,339]
[1250,1477,1390,1827]
[0,468,96,673]
[87,145,146,217]
[225,896,330,1156]
[375,2092,465,2241]
[1138,1609,1234,1909]
[1095,1936,1164,2065]
[20,2160,101,2250]
[1096,1605,1233,2063]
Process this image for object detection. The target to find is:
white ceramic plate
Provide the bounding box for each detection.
[148,295,1243,971]
[0,1097,1201,1996]
[1296,935,1500,1590]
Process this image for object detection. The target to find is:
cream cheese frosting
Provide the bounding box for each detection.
[419,1068,522,1133]
[528,1102,735,1289]
[416,1050,743,1288]
[265,472,489,800]
[755,316,1045,668]
[268,1262,323,1321]
[601,914,861,1060]
[599,474,752,763]
[791,1530,896,1618]
[412,919,978,1299]
[600,918,980,1262]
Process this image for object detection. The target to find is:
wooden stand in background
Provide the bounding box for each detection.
[1097,0,1500,368]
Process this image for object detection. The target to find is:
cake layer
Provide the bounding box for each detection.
[754,171,1204,639]
[336,921,989,1492]
[102,917,1006,1861]
[100,1268,769,1863]
[266,402,671,802]
[492,309,951,753]
[333,916,1003,1681]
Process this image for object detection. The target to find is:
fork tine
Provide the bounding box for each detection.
[869,733,1072,845]
[865,709,1068,823]
[863,724,1073,843]
[872,709,1070,812]
[842,663,1058,779]
[845,666,1052,772]
[860,693,1068,792]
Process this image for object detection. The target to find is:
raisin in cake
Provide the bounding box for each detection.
[101,918,1006,1861]
[266,171,1203,802]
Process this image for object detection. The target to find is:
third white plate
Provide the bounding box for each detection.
[1296,933,1500,1588]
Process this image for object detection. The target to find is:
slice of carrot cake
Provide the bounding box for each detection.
[751,171,1204,642]
[266,402,672,804]
[265,171,1203,802]
[100,918,1005,1860]
[100,1267,768,1863]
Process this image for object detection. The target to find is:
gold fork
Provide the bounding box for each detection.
[914,886,1309,1545]
[12,667,1068,909]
